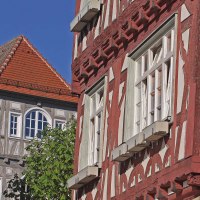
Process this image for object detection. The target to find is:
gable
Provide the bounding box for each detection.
[0,36,78,103]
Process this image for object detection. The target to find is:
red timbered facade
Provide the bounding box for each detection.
[68,0,200,199]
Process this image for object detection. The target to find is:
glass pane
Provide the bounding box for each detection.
[31,120,35,128]
[14,123,17,129]
[91,95,96,115]
[38,112,42,121]
[43,122,48,129]
[11,122,13,129]
[14,129,17,135]
[136,58,142,80]
[151,42,162,66]
[11,115,13,122]
[37,131,42,139]
[31,111,36,119]
[144,53,148,72]
[31,129,35,138]
[38,121,42,130]
[98,89,104,106]
[25,128,30,137]
[26,119,30,128]
[97,114,101,132]
[26,113,30,119]
[14,116,17,123]
[43,116,47,122]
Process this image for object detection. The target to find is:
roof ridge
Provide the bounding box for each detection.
[0,35,23,74]
[22,36,71,90]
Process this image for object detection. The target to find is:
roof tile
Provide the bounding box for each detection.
[0,36,78,103]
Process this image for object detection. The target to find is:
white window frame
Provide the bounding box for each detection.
[88,85,104,166]
[133,28,175,135]
[126,15,177,138]
[9,112,22,138]
[54,119,66,130]
[24,108,52,140]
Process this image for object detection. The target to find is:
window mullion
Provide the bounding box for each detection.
[163,35,168,57]
[161,62,166,119]
[171,29,175,52]
[35,111,38,137]
[155,70,159,121]
[168,57,174,117]
[147,75,151,126]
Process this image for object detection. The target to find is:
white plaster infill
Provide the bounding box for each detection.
[67,166,99,190]
[70,0,101,32]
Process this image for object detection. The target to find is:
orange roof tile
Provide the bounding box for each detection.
[0,36,78,103]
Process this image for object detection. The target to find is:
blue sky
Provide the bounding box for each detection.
[0,0,76,83]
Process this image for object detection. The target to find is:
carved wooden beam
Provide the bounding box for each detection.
[187,173,200,187]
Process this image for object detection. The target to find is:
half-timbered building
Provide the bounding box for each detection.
[0,35,78,199]
[68,0,200,199]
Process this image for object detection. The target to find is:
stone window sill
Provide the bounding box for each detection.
[67,166,99,189]
[70,0,101,32]
[111,121,169,162]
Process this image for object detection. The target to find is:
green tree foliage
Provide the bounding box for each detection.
[3,173,30,199]
[4,120,76,200]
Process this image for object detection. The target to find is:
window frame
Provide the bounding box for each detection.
[126,15,177,139]
[9,112,22,138]
[54,119,66,130]
[88,85,104,166]
[24,108,52,140]
[133,28,175,135]
[81,76,107,170]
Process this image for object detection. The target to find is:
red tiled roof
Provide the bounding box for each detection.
[0,36,78,103]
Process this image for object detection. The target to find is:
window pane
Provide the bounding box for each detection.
[136,58,142,80]
[14,116,17,123]
[26,119,30,128]
[43,122,48,129]
[151,41,162,66]
[144,53,148,73]
[31,111,36,119]
[37,131,42,139]
[25,128,30,137]
[31,120,35,128]
[38,112,42,121]
[31,129,35,138]
[43,116,47,122]
[38,121,42,130]
[10,122,13,129]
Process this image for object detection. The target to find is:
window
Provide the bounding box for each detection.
[88,86,104,166]
[9,112,22,137]
[55,120,66,130]
[133,25,175,135]
[25,109,50,139]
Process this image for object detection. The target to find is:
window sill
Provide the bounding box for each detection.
[111,143,132,162]
[67,166,99,190]
[143,121,169,141]
[126,132,149,152]
[70,0,101,32]
[9,136,21,140]
[111,121,169,162]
